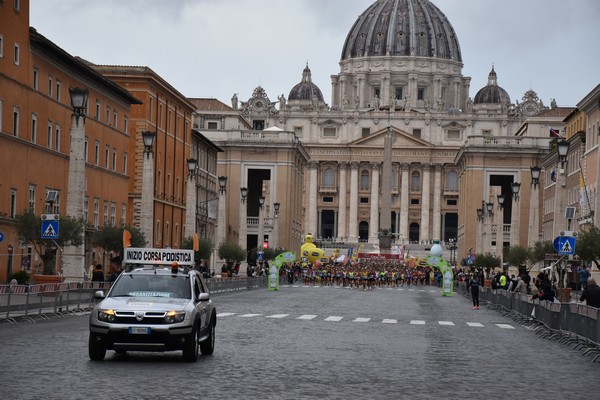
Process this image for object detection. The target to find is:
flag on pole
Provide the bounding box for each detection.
[549,128,563,138]
[579,172,588,217]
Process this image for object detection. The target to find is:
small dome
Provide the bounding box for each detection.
[473,66,510,104]
[288,64,324,102]
[341,0,462,62]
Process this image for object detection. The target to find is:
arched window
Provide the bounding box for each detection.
[360,170,370,190]
[323,167,335,187]
[447,170,458,191]
[411,171,420,191]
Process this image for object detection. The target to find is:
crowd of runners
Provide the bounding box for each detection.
[281,259,447,290]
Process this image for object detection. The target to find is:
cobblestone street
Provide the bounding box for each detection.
[1,285,598,399]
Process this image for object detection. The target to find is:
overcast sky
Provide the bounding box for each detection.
[30,0,599,108]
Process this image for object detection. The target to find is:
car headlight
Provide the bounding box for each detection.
[98,309,116,322]
[165,311,185,324]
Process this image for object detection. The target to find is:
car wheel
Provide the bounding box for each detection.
[182,325,199,362]
[200,319,215,356]
[88,333,106,361]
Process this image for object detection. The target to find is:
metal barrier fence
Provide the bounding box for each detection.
[458,283,600,345]
[0,276,267,325]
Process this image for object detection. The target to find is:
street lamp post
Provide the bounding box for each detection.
[476,206,484,256]
[140,130,156,245]
[239,187,248,248]
[258,195,265,251]
[63,87,88,281]
[272,202,280,249]
[528,166,541,246]
[184,158,197,238]
[215,176,227,274]
[486,201,494,255]
[510,181,521,246]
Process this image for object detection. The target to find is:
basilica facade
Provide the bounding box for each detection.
[198,0,568,261]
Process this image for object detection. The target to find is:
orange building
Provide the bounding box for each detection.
[88,64,197,249]
[0,1,140,280]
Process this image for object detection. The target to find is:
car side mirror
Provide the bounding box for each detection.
[93,290,105,300]
[197,292,210,302]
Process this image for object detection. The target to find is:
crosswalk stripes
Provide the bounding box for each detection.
[297,314,317,320]
[216,312,516,329]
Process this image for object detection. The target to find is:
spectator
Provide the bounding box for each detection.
[514,276,528,294]
[469,273,480,309]
[508,274,518,292]
[91,264,104,282]
[579,266,590,291]
[579,277,600,308]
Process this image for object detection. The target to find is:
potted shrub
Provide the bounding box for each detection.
[218,242,246,278]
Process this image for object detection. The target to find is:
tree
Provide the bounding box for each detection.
[474,252,501,278]
[90,225,146,264]
[503,245,529,277]
[217,242,246,272]
[182,236,213,265]
[528,240,555,269]
[15,211,85,274]
[576,225,600,270]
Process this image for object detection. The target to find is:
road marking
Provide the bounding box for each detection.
[324,316,343,322]
[466,322,484,327]
[410,320,426,325]
[239,313,262,318]
[266,314,289,319]
[438,321,455,326]
[382,319,397,324]
[297,314,317,320]
[495,324,515,329]
[217,313,236,317]
[353,317,370,322]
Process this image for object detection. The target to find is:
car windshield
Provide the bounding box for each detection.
[109,274,191,299]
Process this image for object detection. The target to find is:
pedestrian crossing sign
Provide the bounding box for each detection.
[553,235,576,255]
[41,220,59,239]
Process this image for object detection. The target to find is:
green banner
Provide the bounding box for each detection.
[269,252,296,291]
[427,255,454,297]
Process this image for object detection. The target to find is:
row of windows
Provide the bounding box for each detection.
[321,195,458,207]
[155,219,180,248]
[2,186,126,229]
[83,137,128,174]
[321,167,459,191]
[84,198,126,228]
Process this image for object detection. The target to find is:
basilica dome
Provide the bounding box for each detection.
[288,64,324,102]
[341,0,462,62]
[473,67,511,104]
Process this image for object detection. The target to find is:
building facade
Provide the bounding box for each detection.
[201,0,572,262]
[0,0,140,280]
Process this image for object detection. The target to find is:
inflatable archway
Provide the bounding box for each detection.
[427,243,454,297]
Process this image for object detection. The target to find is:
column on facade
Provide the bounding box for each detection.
[420,164,431,243]
[337,162,348,241]
[368,162,380,244]
[308,162,319,235]
[63,113,86,281]
[382,75,390,108]
[347,162,359,242]
[399,163,410,242]
[216,189,227,249]
[432,164,442,241]
[408,74,417,110]
[358,75,366,109]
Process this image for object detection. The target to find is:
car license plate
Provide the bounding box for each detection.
[128,327,151,335]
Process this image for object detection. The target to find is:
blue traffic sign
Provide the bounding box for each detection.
[0,231,3,242]
[553,235,576,255]
[41,220,59,239]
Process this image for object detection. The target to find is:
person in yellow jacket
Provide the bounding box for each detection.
[499,273,507,290]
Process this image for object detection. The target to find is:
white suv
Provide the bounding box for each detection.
[89,265,216,362]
